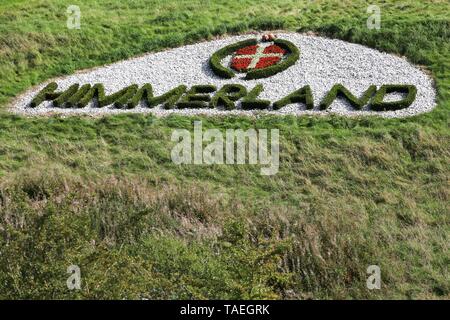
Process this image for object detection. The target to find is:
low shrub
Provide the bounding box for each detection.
[240,84,271,110]
[77,84,104,108]
[127,84,152,108]
[319,84,377,110]
[29,82,59,107]
[209,84,247,110]
[53,84,80,108]
[113,85,139,109]
[27,82,418,112]
[273,85,314,110]
[73,84,139,108]
[176,84,217,109]
[371,84,417,111]
[66,84,92,108]
[127,84,187,109]
[100,85,140,108]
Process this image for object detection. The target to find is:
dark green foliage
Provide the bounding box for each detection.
[113,85,139,109]
[100,85,140,108]
[150,85,188,109]
[77,84,104,108]
[319,84,377,110]
[371,85,418,111]
[32,83,138,108]
[210,84,247,110]
[241,84,271,110]
[74,84,138,108]
[155,85,187,109]
[209,39,257,79]
[245,39,300,80]
[28,82,418,112]
[29,82,59,107]
[53,84,80,108]
[190,84,218,94]
[273,85,314,110]
[127,84,153,109]
[66,84,92,108]
[126,84,187,109]
[176,84,217,109]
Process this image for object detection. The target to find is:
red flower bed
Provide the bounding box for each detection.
[231,57,252,71]
[230,44,287,72]
[255,56,282,69]
[235,45,258,55]
[263,45,286,55]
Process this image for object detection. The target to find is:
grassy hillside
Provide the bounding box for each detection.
[0,0,449,299]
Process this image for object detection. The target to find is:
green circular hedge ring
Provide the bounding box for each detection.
[209,38,300,80]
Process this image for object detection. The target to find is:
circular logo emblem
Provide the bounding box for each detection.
[209,35,300,80]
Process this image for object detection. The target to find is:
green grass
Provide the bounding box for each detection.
[0,0,449,299]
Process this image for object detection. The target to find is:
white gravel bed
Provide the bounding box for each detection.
[9,32,436,118]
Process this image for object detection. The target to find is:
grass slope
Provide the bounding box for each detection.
[0,0,449,299]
